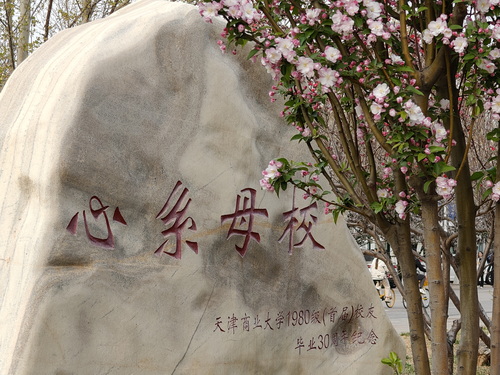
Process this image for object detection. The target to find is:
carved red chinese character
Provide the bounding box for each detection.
[278,189,325,254]
[155,181,198,259]
[66,196,127,249]
[221,188,268,257]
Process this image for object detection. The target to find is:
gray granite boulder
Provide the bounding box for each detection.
[0,1,404,373]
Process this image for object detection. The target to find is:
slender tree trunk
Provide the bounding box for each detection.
[385,221,431,375]
[436,68,479,374]
[81,0,92,24]
[420,197,449,374]
[490,144,500,373]
[43,0,54,41]
[452,119,479,375]
[3,0,16,70]
[16,0,30,65]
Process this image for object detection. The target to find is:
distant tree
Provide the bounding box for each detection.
[0,0,132,89]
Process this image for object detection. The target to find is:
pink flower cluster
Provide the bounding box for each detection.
[260,160,282,192]
[435,176,457,199]
[485,180,500,202]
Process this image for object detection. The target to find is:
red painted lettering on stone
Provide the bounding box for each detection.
[366,304,377,319]
[241,314,250,332]
[221,188,268,257]
[253,314,263,330]
[227,314,238,334]
[264,312,274,330]
[295,337,304,354]
[366,329,379,344]
[66,196,127,249]
[275,311,285,329]
[278,188,325,254]
[155,181,198,259]
[307,337,317,351]
[213,317,225,332]
[353,304,365,319]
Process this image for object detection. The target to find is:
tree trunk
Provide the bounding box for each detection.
[420,198,449,374]
[43,0,54,42]
[385,221,431,375]
[3,0,16,71]
[451,120,479,375]
[16,0,30,65]
[490,144,500,374]
[436,66,479,375]
[81,0,92,24]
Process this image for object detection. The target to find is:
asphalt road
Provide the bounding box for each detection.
[385,283,494,334]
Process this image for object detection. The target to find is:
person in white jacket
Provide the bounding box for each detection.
[371,257,391,300]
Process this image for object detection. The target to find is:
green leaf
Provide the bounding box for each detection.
[487,128,500,142]
[434,163,456,175]
[429,146,445,153]
[471,171,485,181]
[389,351,399,361]
[332,209,340,224]
[463,53,475,61]
[381,358,392,365]
[247,48,259,60]
[417,153,427,162]
[371,201,384,214]
[407,85,424,96]
[395,65,414,72]
[424,180,433,193]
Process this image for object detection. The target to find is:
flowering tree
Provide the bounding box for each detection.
[198,0,500,374]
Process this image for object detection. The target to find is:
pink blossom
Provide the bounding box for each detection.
[489,48,500,60]
[477,0,492,13]
[306,8,322,25]
[324,46,342,62]
[432,121,447,142]
[427,17,447,36]
[395,200,408,219]
[331,10,354,35]
[436,176,456,198]
[370,102,384,116]
[364,0,382,19]
[296,56,315,77]
[377,188,391,199]
[372,83,390,99]
[318,67,337,88]
[260,178,274,191]
[479,59,496,74]
[452,36,468,53]
[199,1,222,21]
[265,48,282,64]
[368,20,384,36]
[493,181,500,197]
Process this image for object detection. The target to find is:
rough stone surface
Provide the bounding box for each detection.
[0,1,404,374]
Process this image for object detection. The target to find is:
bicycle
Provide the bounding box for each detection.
[374,279,396,308]
[402,276,429,309]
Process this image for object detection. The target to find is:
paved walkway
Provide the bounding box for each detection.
[385,283,493,334]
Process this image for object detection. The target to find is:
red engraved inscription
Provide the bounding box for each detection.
[155,180,198,259]
[221,188,268,257]
[278,188,325,254]
[66,196,127,249]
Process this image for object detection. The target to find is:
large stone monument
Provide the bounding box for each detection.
[0,1,404,373]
